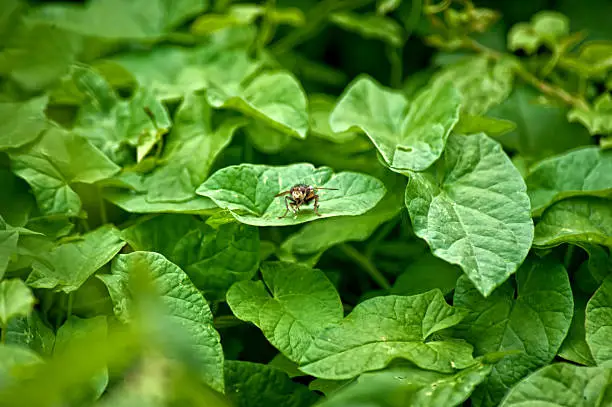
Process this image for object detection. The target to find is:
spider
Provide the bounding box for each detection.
[275,184,338,219]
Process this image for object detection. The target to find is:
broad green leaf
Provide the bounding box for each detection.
[122,214,259,299]
[144,93,246,203]
[0,279,35,327]
[0,345,42,387]
[526,146,612,216]
[225,361,319,407]
[308,94,356,143]
[533,197,612,248]
[453,257,573,407]
[490,85,592,162]
[319,362,493,407]
[280,174,404,255]
[207,71,309,139]
[392,254,462,297]
[0,96,48,151]
[330,76,461,172]
[227,261,343,362]
[499,363,612,407]
[108,252,224,393]
[405,133,533,297]
[196,163,386,226]
[6,311,55,357]
[329,12,404,47]
[0,22,81,92]
[430,56,514,115]
[9,127,120,216]
[0,219,18,279]
[508,11,570,54]
[55,316,108,401]
[27,225,125,293]
[559,293,596,366]
[300,290,474,379]
[103,189,218,214]
[568,93,612,136]
[71,65,172,165]
[586,275,612,367]
[27,0,208,40]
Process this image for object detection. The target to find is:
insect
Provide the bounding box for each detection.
[275,184,338,219]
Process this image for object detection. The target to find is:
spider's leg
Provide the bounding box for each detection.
[278,196,293,219]
[313,194,321,216]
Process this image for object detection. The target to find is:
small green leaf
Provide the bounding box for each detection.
[508,11,570,54]
[526,146,612,216]
[196,163,386,226]
[431,56,514,115]
[227,261,343,362]
[0,279,35,327]
[108,252,225,393]
[454,114,516,136]
[499,363,612,407]
[329,12,404,47]
[392,254,462,297]
[122,214,259,299]
[405,133,534,297]
[586,275,612,367]
[0,96,48,151]
[27,225,126,293]
[319,362,493,407]
[225,361,319,407]
[207,71,309,139]
[568,93,612,136]
[9,127,120,217]
[453,257,574,407]
[331,76,461,172]
[533,197,612,248]
[300,290,474,379]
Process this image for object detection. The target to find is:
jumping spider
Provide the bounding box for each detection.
[275,184,338,219]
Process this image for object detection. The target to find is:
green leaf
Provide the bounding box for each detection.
[226,261,343,362]
[0,279,35,327]
[206,71,309,139]
[561,41,612,78]
[0,96,48,151]
[300,290,474,380]
[191,5,304,35]
[405,133,534,297]
[329,12,404,47]
[280,174,404,255]
[27,0,208,40]
[225,361,319,407]
[0,219,18,279]
[8,127,120,216]
[103,189,218,214]
[499,363,612,407]
[533,197,612,248]
[430,56,514,115]
[453,257,574,407]
[0,169,35,227]
[568,93,612,136]
[330,76,461,172]
[196,163,386,227]
[6,311,55,357]
[558,293,596,366]
[319,362,493,407]
[55,316,108,401]
[586,275,612,367]
[391,254,462,297]
[508,11,570,54]
[71,65,172,165]
[526,146,612,216]
[108,252,224,393]
[377,0,401,15]
[122,214,259,299]
[27,225,125,293]
[454,114,516,136]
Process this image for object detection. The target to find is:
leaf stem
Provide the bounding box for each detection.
[365,215,399,258]
[214,315,244,329]
[387,45,404,88]
[338,243,391,289]
[254,0,277,56]
[462,38,589,110]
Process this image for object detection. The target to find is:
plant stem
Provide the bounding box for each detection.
[365,216,399,258]
[339,243,391,290]
[98,187,108,225]
[563,245,575,270]
[463,38,589,110]
[1,324,6,344]
[388,45,404,88]
[214,315,244,329]
[254,0,277,56]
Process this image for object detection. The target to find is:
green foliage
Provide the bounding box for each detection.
[1,0,612,405]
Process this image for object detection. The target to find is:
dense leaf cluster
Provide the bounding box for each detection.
[1,0,612,406]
